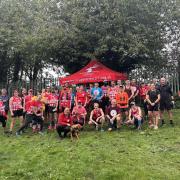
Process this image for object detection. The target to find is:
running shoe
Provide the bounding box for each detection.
[16,132,21,136]
[149,124,154,129]
[170,120,174,126]
[38,131,44,135]
[95,125,99,131]
[154,125,158,130]
[100,128,104,132]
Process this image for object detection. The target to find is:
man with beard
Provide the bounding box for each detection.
[157,77,174,126]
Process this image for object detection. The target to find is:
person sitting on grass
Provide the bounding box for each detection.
[88,102,105,131]
[125,102,143,130]
[106,99,121,131]
[56,108,72,139]
[146,83,160,130]
[72,100,87,129]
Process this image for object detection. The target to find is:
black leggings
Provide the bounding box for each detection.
[17,114,34,133]
[0,115,7,128]
[56,125,71,138]
[32,116,44,131]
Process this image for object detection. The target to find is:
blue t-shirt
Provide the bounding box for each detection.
[91,87,103,100]
[0,95,9,110]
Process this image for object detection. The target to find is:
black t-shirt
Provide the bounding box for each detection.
[106,106,120,118]
[157,84,172,101]
[147,90,160,103]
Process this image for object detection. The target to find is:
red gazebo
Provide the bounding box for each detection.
[60,60,127,85]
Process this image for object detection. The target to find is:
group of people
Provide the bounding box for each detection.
[0,77,175,139]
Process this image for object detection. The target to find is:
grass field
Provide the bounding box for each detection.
[0,110,180,180]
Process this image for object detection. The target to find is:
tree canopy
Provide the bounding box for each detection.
[0,0,179,83]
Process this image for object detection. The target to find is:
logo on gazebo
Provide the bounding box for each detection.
[86,64,99,73]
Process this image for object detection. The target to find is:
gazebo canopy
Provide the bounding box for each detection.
[60,60,127,85]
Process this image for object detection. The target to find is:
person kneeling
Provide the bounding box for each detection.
[88,103,105,131]
[126,102,143,130]
[106,99,121,131]
[72,100,87,129]
[56,108,72,139]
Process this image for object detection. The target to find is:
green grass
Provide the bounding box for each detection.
[0,110,180,180]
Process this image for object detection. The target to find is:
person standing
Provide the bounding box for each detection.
[23,89,33,119]
[131,79,139,104]
[21,88,27,122]
[0,98,8,133]
[59,85,72,113]
[157,77,174,126]
[108,81,118,101]
[0,89,9,115]
[139,82,149,120]
[16,92,35,136]
[91,83,103,105]
[47,90,59,130]
[124,80,134,103]
[115,85,129,122]
[146,84,160,129]
[101,81,109,95]
[75,85,87,107]
[9,90,24,133]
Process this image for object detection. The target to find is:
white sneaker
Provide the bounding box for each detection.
[96,125,99,131]
[149,124,154,129]
[154,125,158,130]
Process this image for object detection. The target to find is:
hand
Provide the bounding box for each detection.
[11,112,14,116]
[67,123,70,126]
[96,117,100,121]
[171,101,175,105]
[151,103,155,106]
[110,119,114,124]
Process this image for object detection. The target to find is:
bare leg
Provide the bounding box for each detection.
[10,118,16,132]
[117,114,123,128]
[125,111,129,121]
[100,117,105,130]
[167,110,173,120]
[155,111,159,126]
[148,111,153,127]
[116,116,122,129]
